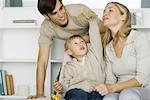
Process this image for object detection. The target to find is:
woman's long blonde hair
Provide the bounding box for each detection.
[102,2,132,59]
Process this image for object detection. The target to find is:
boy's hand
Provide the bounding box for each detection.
[53,81,63,91]
[81,34,90,43]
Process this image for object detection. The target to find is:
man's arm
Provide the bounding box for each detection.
[36,43,50,96]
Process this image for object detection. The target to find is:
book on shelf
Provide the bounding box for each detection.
[0,70,4,95]
[0,70,14,96]
[5,74,14,95]
[2,70,7,95]
[0,70,7,95]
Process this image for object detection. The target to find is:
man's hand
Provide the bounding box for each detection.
[26,95,47,100]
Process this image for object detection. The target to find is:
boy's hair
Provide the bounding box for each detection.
[37,0,62,15]
[64,35,85,51]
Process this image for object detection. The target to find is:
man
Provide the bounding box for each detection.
[28,0,105,99]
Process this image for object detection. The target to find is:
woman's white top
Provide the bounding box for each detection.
[105,30,150,89]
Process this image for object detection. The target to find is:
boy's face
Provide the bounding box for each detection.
[47,0,68,27]
[67,38,88,58]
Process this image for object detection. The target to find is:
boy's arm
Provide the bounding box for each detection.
[88,18,103,64]
[60,64,73,93]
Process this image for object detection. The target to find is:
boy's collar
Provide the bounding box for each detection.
[72,56,85,66]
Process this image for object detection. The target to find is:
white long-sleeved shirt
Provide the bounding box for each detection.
[105,30,150,89]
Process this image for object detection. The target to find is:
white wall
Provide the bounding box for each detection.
[63,0,141,9]
[1,0,141,9]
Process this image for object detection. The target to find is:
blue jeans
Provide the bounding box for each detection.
[64,88,103,100]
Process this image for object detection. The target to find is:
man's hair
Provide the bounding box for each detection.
[37,0,62,15]
[64,35,85,51]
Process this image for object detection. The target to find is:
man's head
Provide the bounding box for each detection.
[65,35,88,60]
[38,0,68,27]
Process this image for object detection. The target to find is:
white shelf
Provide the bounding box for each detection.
[0,4,49,99]
[0,59,63,63]
[0,59,37,63]
[132,25,150,29]
[50,59,63,63]
[0,25,40,29]
[0,95,50,99]
[0,95,27,99]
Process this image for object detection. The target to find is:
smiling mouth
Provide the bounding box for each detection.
[60,17,65,21]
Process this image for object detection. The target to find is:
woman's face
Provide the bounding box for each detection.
[102,3,125,29]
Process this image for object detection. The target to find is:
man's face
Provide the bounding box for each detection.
[47,0,68,27]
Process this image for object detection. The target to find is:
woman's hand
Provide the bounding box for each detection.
[94,84,109,96]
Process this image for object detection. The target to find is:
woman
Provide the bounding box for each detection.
[93,2,150,100]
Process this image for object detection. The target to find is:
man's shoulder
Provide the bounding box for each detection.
[65,3,88,9]
[65,4,92,16]
[41,19,53,29]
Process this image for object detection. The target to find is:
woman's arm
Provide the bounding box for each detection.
[108,78,141,93]
[134,32,150,87]
[95,78,141,96]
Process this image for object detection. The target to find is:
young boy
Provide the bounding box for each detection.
[53,18,105,100]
